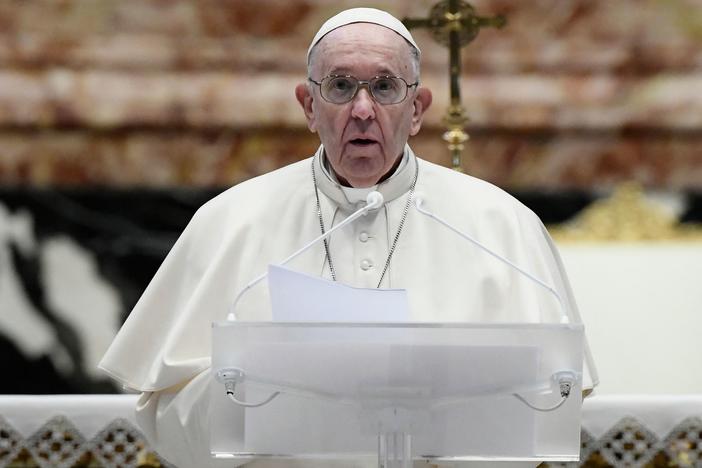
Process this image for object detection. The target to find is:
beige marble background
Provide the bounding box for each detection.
[0,0,701,189]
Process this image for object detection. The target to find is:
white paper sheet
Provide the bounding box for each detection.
[267,264,409,322]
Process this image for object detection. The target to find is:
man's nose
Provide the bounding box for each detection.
[350,88,376,120]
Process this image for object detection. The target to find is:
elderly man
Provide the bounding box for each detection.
[100,7,596,468]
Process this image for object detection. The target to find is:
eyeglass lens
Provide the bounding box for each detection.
[322,76,406,104]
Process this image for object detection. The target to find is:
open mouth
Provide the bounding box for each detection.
[350,138,377,146]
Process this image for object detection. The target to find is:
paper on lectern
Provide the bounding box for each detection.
[268,264,410,322]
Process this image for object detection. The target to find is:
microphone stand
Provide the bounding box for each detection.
[227,191,384,321]
[413,196,568,323]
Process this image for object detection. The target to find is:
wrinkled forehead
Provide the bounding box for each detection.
[311,23,415,75]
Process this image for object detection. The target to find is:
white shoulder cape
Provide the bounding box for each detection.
[100,145,597,393]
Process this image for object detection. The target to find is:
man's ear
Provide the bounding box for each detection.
[409,87,432,136]
[295,83,317,133]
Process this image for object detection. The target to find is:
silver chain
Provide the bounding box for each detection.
[312,159,418,288]
[312,163,338,281]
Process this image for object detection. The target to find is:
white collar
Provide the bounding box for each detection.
[313,145,417,209]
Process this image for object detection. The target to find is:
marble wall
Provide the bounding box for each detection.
[0,0,700,189]
[0,189,218,393]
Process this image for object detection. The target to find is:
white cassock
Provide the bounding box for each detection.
[99,145,598,468]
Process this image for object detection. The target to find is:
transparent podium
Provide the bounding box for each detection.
[210,321,585,466]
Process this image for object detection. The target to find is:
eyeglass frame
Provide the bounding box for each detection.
[307,74,420,105]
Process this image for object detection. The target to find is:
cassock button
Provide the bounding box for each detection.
[360,259,373,271]
[359,232,369,242]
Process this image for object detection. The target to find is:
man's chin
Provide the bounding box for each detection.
[344,144,381,160]
[334,150,405,187]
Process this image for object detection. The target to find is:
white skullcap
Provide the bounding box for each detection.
[307,7,420,63]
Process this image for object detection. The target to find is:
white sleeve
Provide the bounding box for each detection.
[135,371,378,468]
[136,369,247,468]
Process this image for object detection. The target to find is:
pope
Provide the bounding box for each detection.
[100,7,597,468]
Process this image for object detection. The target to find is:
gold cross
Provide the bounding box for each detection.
[403,0,505,171]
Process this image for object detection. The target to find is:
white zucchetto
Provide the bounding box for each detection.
[307,7,421,62]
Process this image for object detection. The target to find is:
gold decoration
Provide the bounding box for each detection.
[137,448,163,467]
[549,183,702,242]
[404,1,506,171]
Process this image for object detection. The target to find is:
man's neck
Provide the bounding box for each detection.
[314,145,417,208]
[327,153,405,188]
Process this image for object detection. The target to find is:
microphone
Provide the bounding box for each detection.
[365,190,384,210]
[415,194,601,397]
[416,194,601,409]
[412,193,569,324]
[227,191,384,320]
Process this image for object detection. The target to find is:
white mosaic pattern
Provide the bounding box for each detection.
[89,418,155,468]
[0,416,172,468]
[598,417,659,467]
[663,417,702,468]
[25,416,86,468]
[0,414,701,467]
[0,417,23,466]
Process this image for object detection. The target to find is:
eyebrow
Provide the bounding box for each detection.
[328,66,400,77]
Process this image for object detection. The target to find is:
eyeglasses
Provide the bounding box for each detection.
[308,75,419,105]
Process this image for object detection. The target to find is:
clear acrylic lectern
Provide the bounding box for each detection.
[210,322,584,466]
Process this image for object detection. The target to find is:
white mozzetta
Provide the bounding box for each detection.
[100,145,597,467]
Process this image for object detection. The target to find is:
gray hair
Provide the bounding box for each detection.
[307,39,421,82]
